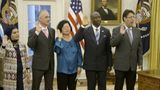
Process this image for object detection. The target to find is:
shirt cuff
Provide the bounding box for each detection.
[55,39,64,49]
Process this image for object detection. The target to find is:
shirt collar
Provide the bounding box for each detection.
[124,24,132,30]
[39,24,48,30]
[92,24,100,30]
[102,6,106,9]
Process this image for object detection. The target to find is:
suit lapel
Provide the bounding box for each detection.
[48,27,53,39]
[125,27,137,46]
[131,27,137,45]
[39,27,52,41]
[89,26,106,45]
[48,27,53,44]
[124,29,132,46]
[99,27,105,44]
[88,27,97,44]
[39,31,48,40]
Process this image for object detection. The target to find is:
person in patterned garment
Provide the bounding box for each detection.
[0,26,31,90]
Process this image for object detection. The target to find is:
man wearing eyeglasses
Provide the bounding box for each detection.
[110,9,143,90]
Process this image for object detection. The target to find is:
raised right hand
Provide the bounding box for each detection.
[57,30,63,41]
[120,24,126,35]
[82,15,89,26]
[35,22,42,33]
[2,35,9,46]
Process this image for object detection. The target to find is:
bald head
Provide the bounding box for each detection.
[90,12,101,27]
[91,12,101,20]
[38,10,49,19]
[38,10,50,27]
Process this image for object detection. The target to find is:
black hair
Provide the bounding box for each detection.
[57,20,72,32]
[5,25,17,39]
[122,9,135,21]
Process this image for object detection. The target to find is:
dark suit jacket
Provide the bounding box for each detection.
[96,7,116,20]
[110,26,143,71]
[28,27,55,70]
[73,26,112,71]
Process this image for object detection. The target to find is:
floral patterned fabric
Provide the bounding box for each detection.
[0,41,31,90]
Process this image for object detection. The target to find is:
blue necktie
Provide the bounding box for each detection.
[95,29,100,44]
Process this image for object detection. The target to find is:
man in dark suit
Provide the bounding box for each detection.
[73,12,112,90]
[110,9,143,90]
[28,10,55,90]
[96,0,116,20]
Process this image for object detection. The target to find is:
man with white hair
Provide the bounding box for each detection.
[28,10,55,90]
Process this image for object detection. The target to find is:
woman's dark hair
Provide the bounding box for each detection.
[122,9,135,21]
[57,20,72,32]
[5,25,17,39]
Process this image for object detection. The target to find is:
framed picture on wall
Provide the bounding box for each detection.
[91,0,121,26]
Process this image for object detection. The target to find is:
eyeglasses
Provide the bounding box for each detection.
[127,16,136,19]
